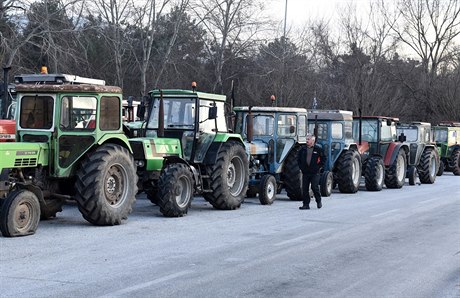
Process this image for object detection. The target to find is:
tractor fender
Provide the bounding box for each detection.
[384,143,408,166]
[15,183,45,206]
[202,138,245,165]
[97,134,133,154]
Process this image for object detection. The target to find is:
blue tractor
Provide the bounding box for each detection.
[307,110,362,197]
[233,106,308,204]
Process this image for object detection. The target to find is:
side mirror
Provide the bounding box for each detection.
[208,106,217,120]
[398,133,406,142]
[289,125,295,134]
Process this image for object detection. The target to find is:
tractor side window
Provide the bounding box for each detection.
[278,114,296,136]
[434,130,447,142]
[20,95,54,129]
[199,100,217,132]
[331,123,343,139]
[60,96,97,130]
[100,96,121,130]
[298,115,307,137]
[381,121,393,141]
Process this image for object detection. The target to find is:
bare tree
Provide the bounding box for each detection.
[90,0,133,87]
[192,0,267,93]
[381,0,460,77]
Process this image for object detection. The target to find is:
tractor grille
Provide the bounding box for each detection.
[14,158,38,167]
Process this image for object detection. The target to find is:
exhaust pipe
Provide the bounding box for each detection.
[2,66,11,119]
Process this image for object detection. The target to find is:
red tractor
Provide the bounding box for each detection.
[353,116,409,191]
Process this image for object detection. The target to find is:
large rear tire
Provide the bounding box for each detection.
[283,146,303,201]
[0,189,40,237]
[320,171,333,197]
[336,150,361,193]
[451,149,460,175]
[418,148,437,184]
[385,149,407,189]
[158,163,193,217]
[259,175,277,205]
[364,156,384,191]
[75,144,138,225]
[205,142,248,210]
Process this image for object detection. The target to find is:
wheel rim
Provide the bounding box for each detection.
[377,162,384,186]
[352,157,360,187]
[175,175,192,208]
[429,155,436,178]
[227,155,245,196]
[14,199,34,232]
[396,154,405,182]
[326,174,333,194]
[266,180,275,199]
[104,163,128,207]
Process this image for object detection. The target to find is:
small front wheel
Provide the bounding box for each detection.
[0,190,40,237]
[158,163,193,217]
[259,175,277,205]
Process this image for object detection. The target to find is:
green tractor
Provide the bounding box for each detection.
[130,86,249,217]
[0,73,138,237]
[432,122,460,175]
[396,122,439,185]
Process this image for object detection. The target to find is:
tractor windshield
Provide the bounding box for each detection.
[397,127,418,142]
[433,129,448,143]
[252,115,274,136]
[353,119,378,142]
[19,95,54,130]
[148,97,195,129]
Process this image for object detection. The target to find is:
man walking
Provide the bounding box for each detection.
[298,133,326,209]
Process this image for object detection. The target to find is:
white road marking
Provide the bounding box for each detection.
[274,228,333,246]
[370,209,400,218]
[99,270,193,297]
[418,198,439,204]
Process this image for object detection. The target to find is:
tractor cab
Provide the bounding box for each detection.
[141,89,226,163]
[352,116,399,158]
[13,73,125,177]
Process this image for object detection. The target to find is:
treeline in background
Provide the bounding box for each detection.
[1,0,459,123]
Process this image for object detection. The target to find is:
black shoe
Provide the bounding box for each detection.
[299,205,310,210]
[317,202,322,209]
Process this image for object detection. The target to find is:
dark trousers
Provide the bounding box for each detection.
[302,173,321,206]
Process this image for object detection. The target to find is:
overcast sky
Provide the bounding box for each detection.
[267,0,370,30]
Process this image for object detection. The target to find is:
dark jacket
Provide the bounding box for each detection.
[297,144,326,175]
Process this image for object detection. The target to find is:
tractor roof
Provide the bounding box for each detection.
[233,106,308,113]
[149,89,226,102]
[397,122,431,129]
[307,109,353,121]
[15,73,106,86]
[353,115,399,122]
[437,121,460,127]
[15,84,122,94]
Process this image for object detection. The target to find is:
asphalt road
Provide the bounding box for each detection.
[1,173,459,298]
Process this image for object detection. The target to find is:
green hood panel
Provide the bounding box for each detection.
[130,137,182,171]
[0,142,49,170]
